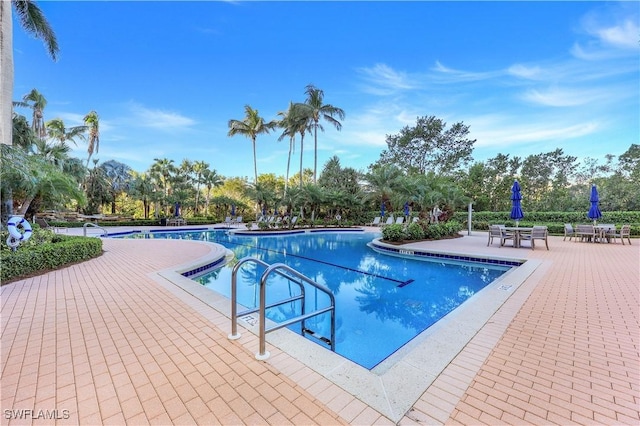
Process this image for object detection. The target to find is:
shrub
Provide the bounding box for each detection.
[405,222,424,240]
[1,229,103,283]
[382,224,405,241]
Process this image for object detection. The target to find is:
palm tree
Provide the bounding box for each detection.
[302,84,345,183]
[129,172,155,219]
[46,118,87,147]
[192,160,209,215]
[21,88,49,140]
[2,1,59,146]
[228,105,276,184]
[277,102,306,196]
[100,160,132,214]
[83,111,100,166]
[201,168,223,215]
[149,158,176,216]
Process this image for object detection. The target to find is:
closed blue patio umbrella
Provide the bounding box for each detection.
[231,204,236,216]
[510,180,524,226]
[588,184,602,224]
[404,202,410,217]
[380,202,386,218]
[174,202,181,217]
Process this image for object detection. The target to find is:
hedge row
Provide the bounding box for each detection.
[1,234,103,283]
[382,221,464,242]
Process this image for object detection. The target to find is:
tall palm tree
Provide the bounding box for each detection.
[83,110,100,166]
[2,1,59,146]
[129,171,155,219]
[46,118,87,147]
[227,105,276,184]
[149,158,176,216]
[277,102,306,196]
[192,160,209,214]
[21,88,49,139]
[303,84,345,183]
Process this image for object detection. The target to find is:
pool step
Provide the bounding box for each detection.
[302,328,332,346]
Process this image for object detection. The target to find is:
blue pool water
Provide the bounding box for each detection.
[122,229,511,369]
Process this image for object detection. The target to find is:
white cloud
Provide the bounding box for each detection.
[127,102,196,129]
[597,19,639,50]
[356,63,417,95]
[468,114,601,148]
[507,64,543,80]
[521,87,609,107]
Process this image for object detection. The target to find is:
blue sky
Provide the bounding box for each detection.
[13,1,639,179]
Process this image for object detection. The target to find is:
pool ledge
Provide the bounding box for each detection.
[370,237,526,267]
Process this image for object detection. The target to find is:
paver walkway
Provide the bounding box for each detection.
[1,227,639,425]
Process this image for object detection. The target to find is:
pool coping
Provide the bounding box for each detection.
[151,231,542,422]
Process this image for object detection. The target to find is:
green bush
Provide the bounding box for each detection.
[381,224,406,241]
[405,222,424,240]
[1,230,103,283]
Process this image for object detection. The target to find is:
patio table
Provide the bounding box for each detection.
[503,226,533,248]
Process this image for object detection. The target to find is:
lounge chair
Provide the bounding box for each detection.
[411,217,419,224]
[368,216,381,226]
[235,216,243,224]
[395,217,404,225]
[520,226,549,250]
[609,224,632,245]
[384,216,394,225]
[35,217,65,233]
[563,224,574,241]
[224,216,232,226]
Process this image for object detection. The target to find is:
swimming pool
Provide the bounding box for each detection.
[122,229,512,369]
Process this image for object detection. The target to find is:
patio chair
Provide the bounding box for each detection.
[235,216,243,224]
[395,217,404,225]
[224,216,232,226]
[384,216,394,225]
[520,226,549,250]
[368,216,381,226]
[487,225,514,247]
[575,224,595,242]
[563,224,574,241]
[610,224,632,245]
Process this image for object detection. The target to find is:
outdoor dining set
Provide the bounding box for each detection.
[487,225,549,250]
[564,223,632,244]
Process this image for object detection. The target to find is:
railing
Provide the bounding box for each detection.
[228,257,336,360]
[83,222,108,237]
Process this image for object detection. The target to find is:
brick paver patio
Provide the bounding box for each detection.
[1,227,638,425]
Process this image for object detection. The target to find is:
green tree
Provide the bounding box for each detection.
[318,155,361,195]
[192,160,209,215]
[149,158,176,216]
[100,160,132,214]
[45,118,86,147]
[301,84,345,183]
[129,172,156,219]
[228,105,276,184]
[277,102,307,196]
[83,111,100,166]
[377,115,475,176]
[201,168,224,215]
[2,1,58,147]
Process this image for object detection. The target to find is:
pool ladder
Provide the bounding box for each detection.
[228,257,336,360]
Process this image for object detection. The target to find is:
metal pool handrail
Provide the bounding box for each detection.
[83,222,108,237]
[228,257,336,360]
